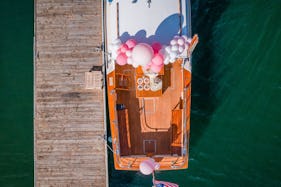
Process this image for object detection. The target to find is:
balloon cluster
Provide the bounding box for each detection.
[108,36,191,74]
[108,38,136,66]
[163,35,191,64]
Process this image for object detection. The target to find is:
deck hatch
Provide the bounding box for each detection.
[143,139,156,155]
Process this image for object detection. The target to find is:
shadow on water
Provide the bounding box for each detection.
[190,0,230,146]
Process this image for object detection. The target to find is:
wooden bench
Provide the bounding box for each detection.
[171,109,183,155]
[117,108,131,156]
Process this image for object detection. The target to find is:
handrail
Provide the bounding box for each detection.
[110,90,133,168]
[182,79,191,155]
[110,91,121,157]
[170,84,189,169]
[102,1,109,186]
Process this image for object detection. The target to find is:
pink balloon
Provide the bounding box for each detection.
[132,43,154,66]
[120,44,129,53]
[125,49,132,57]
[150,63,163,73]
[152,54,164,66]
[144,64,151,70]
[151,42,162,54]
[116,53,128,66]
[139,159,159,175]
[126,39,137,49]
[117,48,121,55]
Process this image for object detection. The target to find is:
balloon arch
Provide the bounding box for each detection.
[108,35,192,74]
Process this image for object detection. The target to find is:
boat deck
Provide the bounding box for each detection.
[105,0,192,171]
[34,0,107,186]
[114,61,184,156]
[107,59,191,170]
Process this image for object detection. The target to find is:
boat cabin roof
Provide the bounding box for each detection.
[106,0,188,45]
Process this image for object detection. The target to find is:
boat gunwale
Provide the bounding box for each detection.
[104,0,192,171]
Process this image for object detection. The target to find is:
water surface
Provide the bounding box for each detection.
[0,1,33,186]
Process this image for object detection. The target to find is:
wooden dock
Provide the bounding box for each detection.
[34,0,108,186]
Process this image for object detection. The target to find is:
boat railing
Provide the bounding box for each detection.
[111,71,192,170]
[110,90,139,169]
[120,154,181,158]
[117,155,187,169]
[110,90,123,166]
[182,85,191,156]
[170,84,190,169]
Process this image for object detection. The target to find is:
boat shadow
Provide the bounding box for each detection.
[119,13,184,45]
[189,0,230,147]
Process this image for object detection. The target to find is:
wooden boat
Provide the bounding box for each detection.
[103,0,198,171]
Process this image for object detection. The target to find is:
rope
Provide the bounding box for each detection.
[152,172,156,187]
[101,134,115,153]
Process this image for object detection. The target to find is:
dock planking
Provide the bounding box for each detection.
[34,0,107,186]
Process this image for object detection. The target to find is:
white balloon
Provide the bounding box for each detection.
[178,46,184,53]
[111,52,118,59]
[180,51,187,57]
[182,35,188,42]
[170,58,176,63]
[139,159,159,175]
[164,57,170,65]
[132,43,154,66]
[126,50,132,57]
[171,44,179,52]
[127,57,133,64]
[112,38,121,45]
[170,51,177,59]
[132,62,139,68]
[165,46,172,53]
[177,38,185,46]
[185,43,189,50]
[170,39,177,45]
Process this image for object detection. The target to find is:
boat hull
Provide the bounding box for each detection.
[104,0,193,171]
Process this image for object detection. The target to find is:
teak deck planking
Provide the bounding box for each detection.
[34,0,108,186]
[107,59,191,170]
[114,61,184,155]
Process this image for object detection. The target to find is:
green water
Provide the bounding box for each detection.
[0,1,34,186]
[0,0,280,187]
